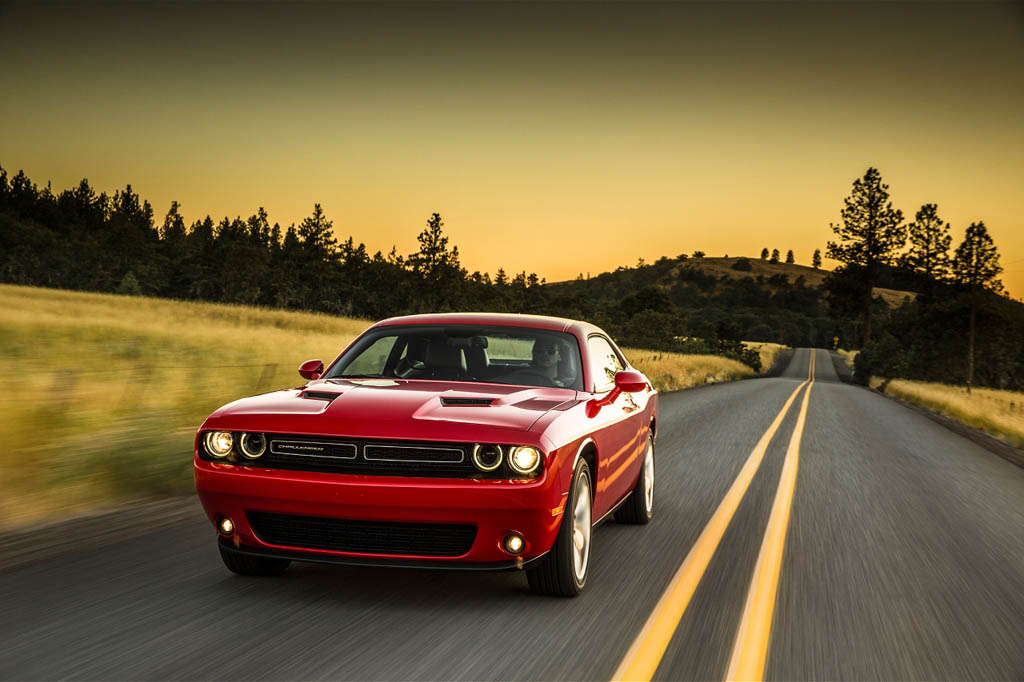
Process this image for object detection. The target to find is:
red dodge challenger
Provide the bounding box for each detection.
[194,313,658,596]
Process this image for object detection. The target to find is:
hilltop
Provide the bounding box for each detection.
[550,256,915,309]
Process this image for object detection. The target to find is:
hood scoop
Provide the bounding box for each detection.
[440,397,494,407]
[303,390,342,401]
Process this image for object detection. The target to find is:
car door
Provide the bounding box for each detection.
[586,335,646,519]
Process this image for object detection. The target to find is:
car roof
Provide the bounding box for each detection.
[373,312,605,337]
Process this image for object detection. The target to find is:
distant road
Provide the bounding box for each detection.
[2,349,1023,680]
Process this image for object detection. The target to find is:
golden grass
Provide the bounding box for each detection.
[0,284,755,528]
[836,348,858,369]
[624,349,756,391]
[741,341,787,374]
[871,378,1024,449]
[0,285,369,529]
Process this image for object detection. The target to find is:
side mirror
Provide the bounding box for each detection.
[298,359,324,380]
[586,370,648,417]
[614,370,648,394]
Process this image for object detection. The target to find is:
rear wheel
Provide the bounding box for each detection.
[219,544,291,577]
[527,459,592,597]
[614,433,654,524]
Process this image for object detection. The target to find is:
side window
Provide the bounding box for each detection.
[587,336,624,393]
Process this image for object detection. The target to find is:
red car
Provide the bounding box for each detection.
[194,313,657,596]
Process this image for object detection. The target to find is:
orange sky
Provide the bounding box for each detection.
[2,2,1022,297]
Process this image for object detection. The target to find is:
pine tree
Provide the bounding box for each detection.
[901,203,952,284]
[160,201,187,243]
[770,248,780,263]
[785,249,795,264]
[952,221,1002,391]
[408,213,459,277]
[826,167,905,345]
[297,204,338,261]
[812,249,822,269]
[760,248,769,260]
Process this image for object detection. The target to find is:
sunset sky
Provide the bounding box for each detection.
[2,1,1022,296]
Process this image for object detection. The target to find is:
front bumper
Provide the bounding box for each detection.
[195,459,567,566]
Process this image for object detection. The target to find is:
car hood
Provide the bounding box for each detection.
[208,379,580,435]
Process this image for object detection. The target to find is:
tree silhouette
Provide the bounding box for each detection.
[297,204,338,261]
[826,167,905,345]
[409,213,464,311]
[900,203,951,285]
[760,248,769,260]
[160,201,186,243]
[770,248,780,263]
[953,221,1002,391]
[692,250,705,258]
[785,250,795,264]
[812,249,822,269]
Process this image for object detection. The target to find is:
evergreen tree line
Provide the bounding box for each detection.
[2,164,1021,387]
[825,167,1022,390]
[0,167,567,321]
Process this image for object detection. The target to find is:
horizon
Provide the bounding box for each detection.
[2,1,1022,296]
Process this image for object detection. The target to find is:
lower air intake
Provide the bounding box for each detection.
[246,511,477,557]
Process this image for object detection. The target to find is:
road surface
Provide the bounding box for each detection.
[2,348,1022,680]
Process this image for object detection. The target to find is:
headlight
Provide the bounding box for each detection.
[204,431,233,458]
[509,446,541,475]
[472,444,503,472]
[239,433,267,459]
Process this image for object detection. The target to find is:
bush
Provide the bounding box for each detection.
[731,257,752,271]
[854,333,907,385]
[116,271,142,296]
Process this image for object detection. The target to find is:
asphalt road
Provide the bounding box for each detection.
[3,348,1023,680]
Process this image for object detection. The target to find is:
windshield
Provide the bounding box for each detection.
[324,324,584,390]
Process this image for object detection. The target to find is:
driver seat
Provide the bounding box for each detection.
[424,342,467,380]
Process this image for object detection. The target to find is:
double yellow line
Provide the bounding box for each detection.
[613,351,816,682]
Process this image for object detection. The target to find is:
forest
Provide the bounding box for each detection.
[1,164,1020,388]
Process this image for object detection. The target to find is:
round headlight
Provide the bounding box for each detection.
[509,446,541,475]
[239,433,267,459]
[472,444,503,472]
[204,431,233,458]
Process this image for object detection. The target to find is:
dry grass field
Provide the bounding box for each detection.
[623,349,756,392]
[742,341,787,373]
[0,284,759,528]
[871,378,1024,449]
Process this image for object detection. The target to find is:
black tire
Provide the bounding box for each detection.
[527,459,592,597]
[219,544,291,577]
[614,433,654,525]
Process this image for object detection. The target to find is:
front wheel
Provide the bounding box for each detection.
[615,433,654,524]
[527,459,592,597]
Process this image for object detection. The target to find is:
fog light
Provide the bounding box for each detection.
[218,516,234,535]
[503,533,524,554]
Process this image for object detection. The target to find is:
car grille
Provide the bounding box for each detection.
[247,511,477,557]
[253,435,512,478]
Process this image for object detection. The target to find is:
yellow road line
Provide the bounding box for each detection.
[611,353,814,682]
[724,350,815,681]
